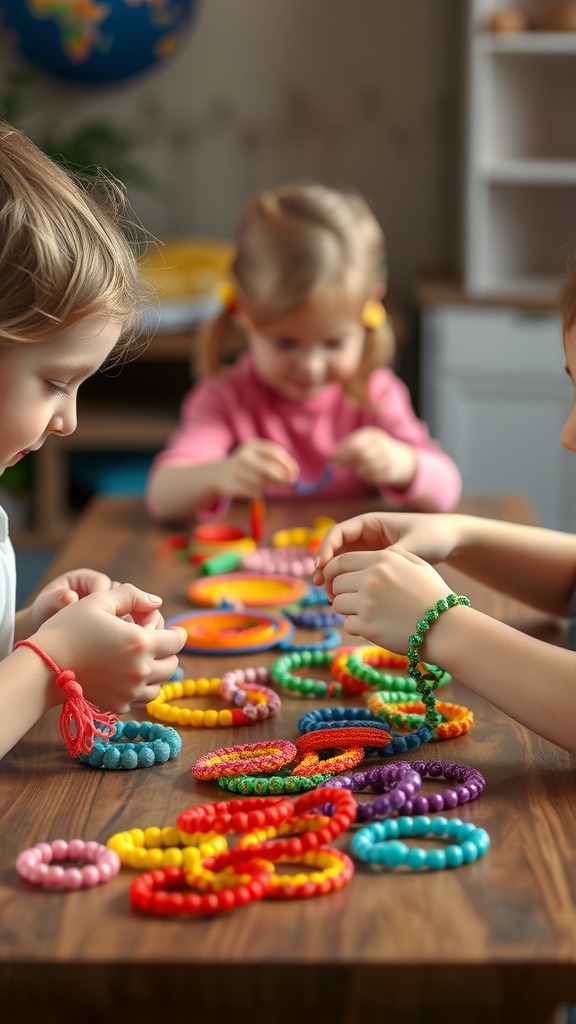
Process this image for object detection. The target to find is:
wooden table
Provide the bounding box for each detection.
[1,494,575,1024]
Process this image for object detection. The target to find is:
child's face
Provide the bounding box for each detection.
[0,316,121,477]
[240,294,366,402]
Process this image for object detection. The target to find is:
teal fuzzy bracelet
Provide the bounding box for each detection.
[407,594,471,729]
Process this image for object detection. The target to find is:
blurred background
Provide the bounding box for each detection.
[1,0,575,597]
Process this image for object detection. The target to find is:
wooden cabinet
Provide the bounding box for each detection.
[418,283,576,531]
[464,2,576,297]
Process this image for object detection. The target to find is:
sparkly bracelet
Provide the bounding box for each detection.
[16,839,120,890]
[367,697,474,741]
[407,594,471,728]
[349,814,490,871]
[146,669,280,727]
[192,740,297,780]
[106,826,228,870]
[13,639,118,757]
[77,719,182,769]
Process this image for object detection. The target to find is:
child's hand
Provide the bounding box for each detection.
[332,427,417,490]
[223,439,299,497]
[314,511,460,599]
[325,544,451,653]
[28,568,119,630]
[33,584,187,714]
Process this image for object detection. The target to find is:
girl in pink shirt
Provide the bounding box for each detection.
[146,182,461,521]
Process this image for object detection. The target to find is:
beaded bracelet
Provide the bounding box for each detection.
[277,627,341,654]
[367,697,474,741]
[106,826,229,870]
[129,861,272,917]
[212,787,358,861]
[286,608,344,629]
[394,759,486,814]
[270,649,344,699]
[16,839,120,890]
[407,594,471,728]
[192,740,297,780]
[177,796,295,836]
[297,707,433,756]
[263,848,354,900]
[77,719,182,769]
[218,772,335,796]
[349,815,490,871]
[332,645,451,697]
[146,670,280,727]
[325,763,423,823]
[242,545,317,577]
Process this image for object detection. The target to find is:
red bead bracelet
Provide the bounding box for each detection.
[177,796,295,836]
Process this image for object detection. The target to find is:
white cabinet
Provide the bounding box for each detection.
[464,1,576,297]
[419,299,576,531]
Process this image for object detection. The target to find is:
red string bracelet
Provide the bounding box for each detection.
[13,639,118,757]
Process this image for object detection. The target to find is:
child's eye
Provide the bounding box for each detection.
[47,382,71,398]
[272,337,299,352]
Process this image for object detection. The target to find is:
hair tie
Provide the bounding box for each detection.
[13,639,118,757]
[362,300,386,330]
[218,280,239,316]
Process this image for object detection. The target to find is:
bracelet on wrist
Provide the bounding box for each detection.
[406,594,471,728]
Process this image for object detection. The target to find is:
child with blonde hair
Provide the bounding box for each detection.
[314,257,576,756]
[146,182,461,521]
[0,120,185,760]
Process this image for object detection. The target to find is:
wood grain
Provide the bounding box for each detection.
[1,494,575,1024]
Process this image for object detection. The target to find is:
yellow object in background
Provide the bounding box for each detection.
[139,237,235,331]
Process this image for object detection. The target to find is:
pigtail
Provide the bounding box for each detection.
[194,307,247,378]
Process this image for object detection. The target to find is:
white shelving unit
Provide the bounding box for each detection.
[464,1,576,298]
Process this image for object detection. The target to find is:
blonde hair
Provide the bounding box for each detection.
[559,251,576,335]
[197,181,395,402]
[0,120,149,357]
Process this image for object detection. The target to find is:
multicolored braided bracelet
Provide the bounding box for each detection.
[192,740,297,781]
[297,707,433,756]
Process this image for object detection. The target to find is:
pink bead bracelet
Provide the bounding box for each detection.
[16,839,121,890]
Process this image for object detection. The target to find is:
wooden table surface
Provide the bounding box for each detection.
[1,493,575,1024]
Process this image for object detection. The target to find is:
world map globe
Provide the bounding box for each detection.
[1,0,197,84]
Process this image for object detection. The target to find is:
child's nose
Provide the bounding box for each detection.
[560,406,576,453]
[49,400,77,437]
[300,348,325,380]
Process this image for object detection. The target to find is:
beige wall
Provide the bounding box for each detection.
[1,0,465,381]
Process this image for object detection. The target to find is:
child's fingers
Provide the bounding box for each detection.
[98,583,164,618]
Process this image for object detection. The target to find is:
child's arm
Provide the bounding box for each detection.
[147,439,299,521]
[0,584,186,760]
[315,511,576,617]
[319,540,576,754]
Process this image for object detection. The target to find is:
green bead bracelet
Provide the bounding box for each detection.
[218,773,333,795]
[345,649,451,695]
[406,594,471,729]
[270,650,343,699]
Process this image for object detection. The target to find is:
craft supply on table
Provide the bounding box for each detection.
[406,594,471,729]
[166,609,294,654]
[16,839,120,890]
[292,465,335,495]
[250,497,266,544]
[146,669,281,727]
[319,761,424,823]
[367,697,474,741]
[188,571,307,609]
[349,815,490,871]
[106,826,228,870]
[76,719,182,769]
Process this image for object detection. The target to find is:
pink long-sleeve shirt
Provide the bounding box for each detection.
[148,353,461,517]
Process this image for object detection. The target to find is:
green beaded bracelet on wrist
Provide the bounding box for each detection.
[406,594,471,729]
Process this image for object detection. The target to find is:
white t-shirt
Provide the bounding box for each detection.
[0,504,16,659]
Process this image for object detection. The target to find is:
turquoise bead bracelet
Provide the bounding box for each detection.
[407,594,471,728]
[349,815,490,870]
[77,720,182,769]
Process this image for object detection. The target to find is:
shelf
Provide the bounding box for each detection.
[482,159,576,184]
[477,31,576,54]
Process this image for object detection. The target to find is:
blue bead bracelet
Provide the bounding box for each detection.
[77,719,182,770]
[350,815,491,870]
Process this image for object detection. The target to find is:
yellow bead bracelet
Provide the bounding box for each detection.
[106,825,228,870]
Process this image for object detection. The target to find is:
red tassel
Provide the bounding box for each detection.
[13,640,118,758]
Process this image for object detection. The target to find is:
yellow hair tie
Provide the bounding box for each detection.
[362,300,386,330]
